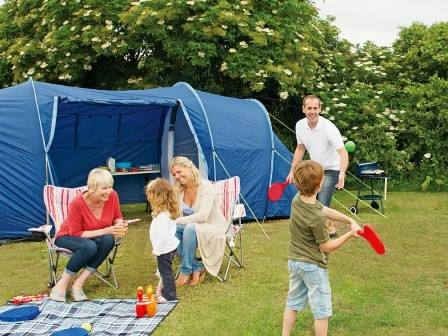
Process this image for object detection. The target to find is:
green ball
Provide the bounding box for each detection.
[345,141,356,153]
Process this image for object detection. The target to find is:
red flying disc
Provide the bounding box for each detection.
[267,181,289,202]
[357,224,385,255]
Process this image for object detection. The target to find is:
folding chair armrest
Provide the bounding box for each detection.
[28,224,52,235]
[232,204,246,220]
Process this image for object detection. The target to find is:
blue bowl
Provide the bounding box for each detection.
[115,162,132,169]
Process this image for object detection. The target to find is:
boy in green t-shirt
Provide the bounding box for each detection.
[282,160,361,336]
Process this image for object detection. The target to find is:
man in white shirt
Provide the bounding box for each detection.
[286,95,349,237]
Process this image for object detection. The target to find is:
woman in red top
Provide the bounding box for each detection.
[49,168,127,303]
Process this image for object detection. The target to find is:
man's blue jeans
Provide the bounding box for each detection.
[175,224,204,275]
[317,170,340,207]
[55,234,115,276]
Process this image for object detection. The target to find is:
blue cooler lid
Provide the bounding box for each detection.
[0,305,40,322]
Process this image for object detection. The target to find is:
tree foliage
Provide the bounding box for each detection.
[0,1,447,189]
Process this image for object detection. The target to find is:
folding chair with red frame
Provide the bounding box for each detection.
[214,176,246,282]
[29,185,120,289]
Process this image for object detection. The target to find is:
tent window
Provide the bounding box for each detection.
[76,115,120,148]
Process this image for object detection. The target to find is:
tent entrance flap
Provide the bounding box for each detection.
[161,102,207,181]
[48,100,171,203]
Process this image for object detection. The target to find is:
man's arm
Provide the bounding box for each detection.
[335,147,349,189]
[286,144,306,183]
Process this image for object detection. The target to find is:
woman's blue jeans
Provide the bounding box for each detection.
[175,223,204,275]
[54,234,115,276]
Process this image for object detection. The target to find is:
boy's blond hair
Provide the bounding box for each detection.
[293,160,324,197]
[146,178,180,219]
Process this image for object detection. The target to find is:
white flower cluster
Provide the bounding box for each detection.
[279,91,289,100]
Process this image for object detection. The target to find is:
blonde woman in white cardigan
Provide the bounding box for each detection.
[170,156,227,286]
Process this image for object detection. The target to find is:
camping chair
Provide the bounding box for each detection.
[214,176,246,282]
[29,185,120,289]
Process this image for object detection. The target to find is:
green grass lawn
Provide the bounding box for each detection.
[1,192,447,335]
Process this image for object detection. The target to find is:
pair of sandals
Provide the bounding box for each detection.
[49,287,88,303]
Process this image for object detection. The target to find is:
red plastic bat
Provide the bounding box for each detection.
[357,224,385,255]
[267,181,289,202]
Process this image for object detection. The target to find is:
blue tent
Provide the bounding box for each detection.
[0,79,296,239]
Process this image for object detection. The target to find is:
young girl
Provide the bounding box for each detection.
[146,178,180,303]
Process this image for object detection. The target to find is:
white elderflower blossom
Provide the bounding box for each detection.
[239,41,248,48]
[83,64,92,70]
[279,91,289,100]
[220,62,228,72]
[424,153,432,159]
[82,25,91,31]
[157,20,165,25]
[241,0,248,5]
[186,0,195,5]
[91,37,100,42]
[40,62,48,69]
[221,25,228,30]
[262,27,273,35]
[101,42,111,49]
[283,69,292,76]
[58,73,72,80]
[27,68,35,75]
[228,48,236,53]
[198,52,205,58]
[70,26,76,31]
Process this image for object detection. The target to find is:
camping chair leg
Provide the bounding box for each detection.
[92,271,119,289]
[48,250,57,288]
[93,245,119,289]
[103,245,118,278]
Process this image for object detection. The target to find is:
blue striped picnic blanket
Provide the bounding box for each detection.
[0,298,177,335]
